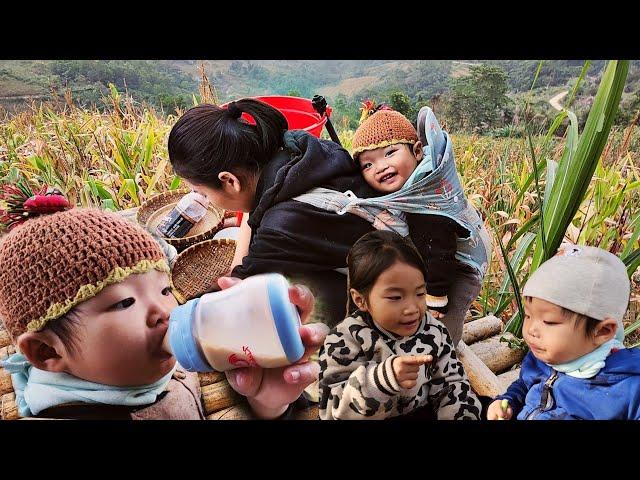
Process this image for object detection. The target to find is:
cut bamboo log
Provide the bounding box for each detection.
[462,315,503,345]
[1,392,18,420]
[201,380,242,414]
[207,403,319,420]
[497,368,521,391]
[207,403,253,420]
[0,344,16,360]
[0,328,10,349]
[198,371,226,387]
[294,405,319,420]
[0,367,12,396]
[469,335,526,374]
[456,341,505,398]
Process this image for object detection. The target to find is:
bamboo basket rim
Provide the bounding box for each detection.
[170,238,237,304]
[136,189,225,250]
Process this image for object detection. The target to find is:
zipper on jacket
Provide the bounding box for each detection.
[525,370,559,420]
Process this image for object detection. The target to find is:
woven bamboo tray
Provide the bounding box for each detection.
[136,189,224,251]
[0,324,317,420]
[171,238,237,304]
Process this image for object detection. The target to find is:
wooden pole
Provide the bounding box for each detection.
[462,315,503,345]
[456,340,506,398]
[201,380,242,415]
[1,392,18,420]
[0,367,13,396]
[0,327,10,349]
[469,335,526,373]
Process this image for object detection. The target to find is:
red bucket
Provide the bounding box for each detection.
[221,95,331,138]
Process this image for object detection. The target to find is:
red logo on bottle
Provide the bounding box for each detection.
[227,353,249,367]
[227,346,259,367]
[242,346,259,367]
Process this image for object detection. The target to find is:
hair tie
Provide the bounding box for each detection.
[227,102,242,119]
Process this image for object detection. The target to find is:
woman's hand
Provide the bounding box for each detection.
[229,213,251,272]
[218,276,328,419]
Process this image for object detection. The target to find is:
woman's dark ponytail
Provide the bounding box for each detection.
[233,99,287,164]
[225,101,243,119]
[168,98,288,188]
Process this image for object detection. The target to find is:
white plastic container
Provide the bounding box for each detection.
[163,273,305,372]
[157,191,210,238]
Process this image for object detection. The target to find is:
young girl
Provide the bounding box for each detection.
[0,203,323,419]
[318,230,481,420]
[294,105,492,346]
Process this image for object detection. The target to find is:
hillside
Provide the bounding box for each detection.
[2,60,639,126]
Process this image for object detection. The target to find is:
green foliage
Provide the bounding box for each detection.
[485,60,605,92]
[499,61,631,338]
[3,60,640,132]
[445,65,512,133]
[1,78,637,342]
[615,90,640,124]
[488,125,525,138]
[1,60,197,114]
[388,91,416,121]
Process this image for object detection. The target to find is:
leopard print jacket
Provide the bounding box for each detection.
[319,312,481,420]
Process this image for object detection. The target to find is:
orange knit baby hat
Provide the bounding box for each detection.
[0,208,169,341]
[351,103,418,159]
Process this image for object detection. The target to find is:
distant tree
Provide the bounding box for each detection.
[444,64,511,133]
[615,90,640,125]
[158,93,188,114]
[388,91,415,120]
[331,94,360,129]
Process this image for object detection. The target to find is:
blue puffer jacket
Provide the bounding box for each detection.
[496,349,640,420]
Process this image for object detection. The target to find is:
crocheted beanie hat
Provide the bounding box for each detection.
[351,104,418,159]
[0,208,169,341]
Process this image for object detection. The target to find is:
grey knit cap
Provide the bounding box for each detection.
[522,244,630,340]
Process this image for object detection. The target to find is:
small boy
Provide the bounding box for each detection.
[0,206,320,419]
[487,245,640,420]
[0,207,203,419]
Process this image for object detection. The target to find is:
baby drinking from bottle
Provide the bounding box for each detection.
[0,206,325,419]
[163,273,305,371]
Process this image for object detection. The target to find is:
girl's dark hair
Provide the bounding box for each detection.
[45,308,82,355]
[346,230,427,316]
[167,99,288,188]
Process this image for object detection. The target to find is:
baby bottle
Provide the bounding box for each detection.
[157,191,210,238]
[162,273,305,372]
